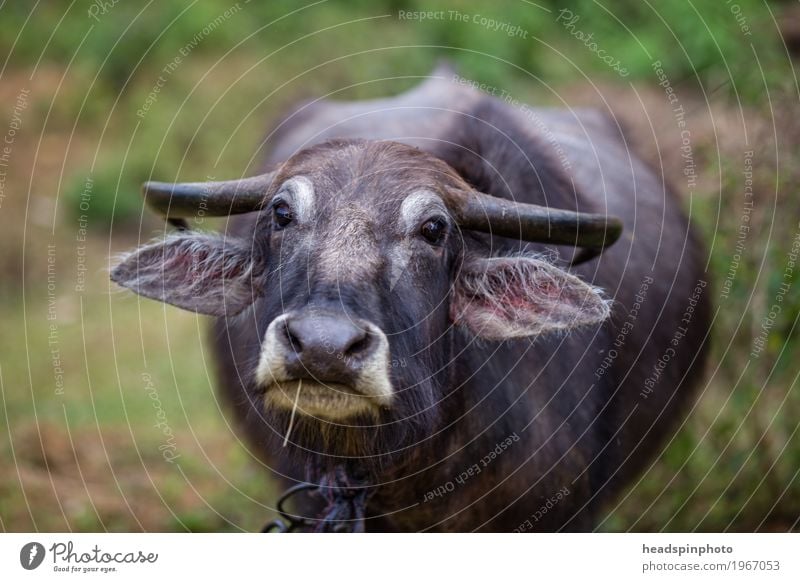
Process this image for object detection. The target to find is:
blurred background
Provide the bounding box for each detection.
[1,0,799,532]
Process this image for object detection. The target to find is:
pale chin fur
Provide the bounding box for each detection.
[263,380,383,420]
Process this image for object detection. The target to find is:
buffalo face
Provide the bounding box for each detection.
[111,139,612,460]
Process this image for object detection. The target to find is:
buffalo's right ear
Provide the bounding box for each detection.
[110,233,262,316]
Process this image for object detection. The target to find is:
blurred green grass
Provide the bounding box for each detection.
[1,0,799,531]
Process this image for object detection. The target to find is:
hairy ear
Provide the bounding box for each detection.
[110,233,262,316]
[451,255,611,340]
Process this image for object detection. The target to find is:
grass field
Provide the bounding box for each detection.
[1,0,799,531]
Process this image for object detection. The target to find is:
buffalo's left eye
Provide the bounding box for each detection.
[273,201,294,229]
[420,218,447,245]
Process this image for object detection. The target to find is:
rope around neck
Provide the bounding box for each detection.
[261,465,372,533]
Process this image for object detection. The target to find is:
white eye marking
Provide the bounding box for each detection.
[399,190,447,233]
[277,176,315,222]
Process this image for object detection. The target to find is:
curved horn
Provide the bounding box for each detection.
[142,172,276,219]
[448,188,623,251]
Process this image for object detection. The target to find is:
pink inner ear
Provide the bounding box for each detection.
[536,280,558,298]
[165,245,246,287]
[497,286,541,315]
[451,256,610,339]
[478,266,559,319]
[163,247,208,287]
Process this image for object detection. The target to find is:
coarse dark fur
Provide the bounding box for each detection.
[208,70,711,532]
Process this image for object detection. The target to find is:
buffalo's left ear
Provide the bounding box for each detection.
[111,232,261,316]
[450,255,611,340]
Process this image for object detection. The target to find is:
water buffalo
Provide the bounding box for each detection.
[112,66,710,531]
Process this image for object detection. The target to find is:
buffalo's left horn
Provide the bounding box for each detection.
[447,187,623,253]
[141,172,277,219]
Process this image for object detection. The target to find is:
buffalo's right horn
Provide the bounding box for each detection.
[141,172,277,220]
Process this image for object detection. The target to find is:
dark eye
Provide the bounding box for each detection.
[420,218,447,245]
[273,201,294,229]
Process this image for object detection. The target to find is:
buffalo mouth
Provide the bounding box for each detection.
[262,379,383,420]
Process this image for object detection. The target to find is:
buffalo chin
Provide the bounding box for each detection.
[263,380,382,421]
[256,378,440,467]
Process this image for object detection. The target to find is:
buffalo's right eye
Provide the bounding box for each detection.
[273,201,294,229]
[420,217,448,245]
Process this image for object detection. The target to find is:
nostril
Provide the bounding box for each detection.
[283,323,302,353]
[345,332,370,357]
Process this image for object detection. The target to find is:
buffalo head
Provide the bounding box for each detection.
[111,139,620,460]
